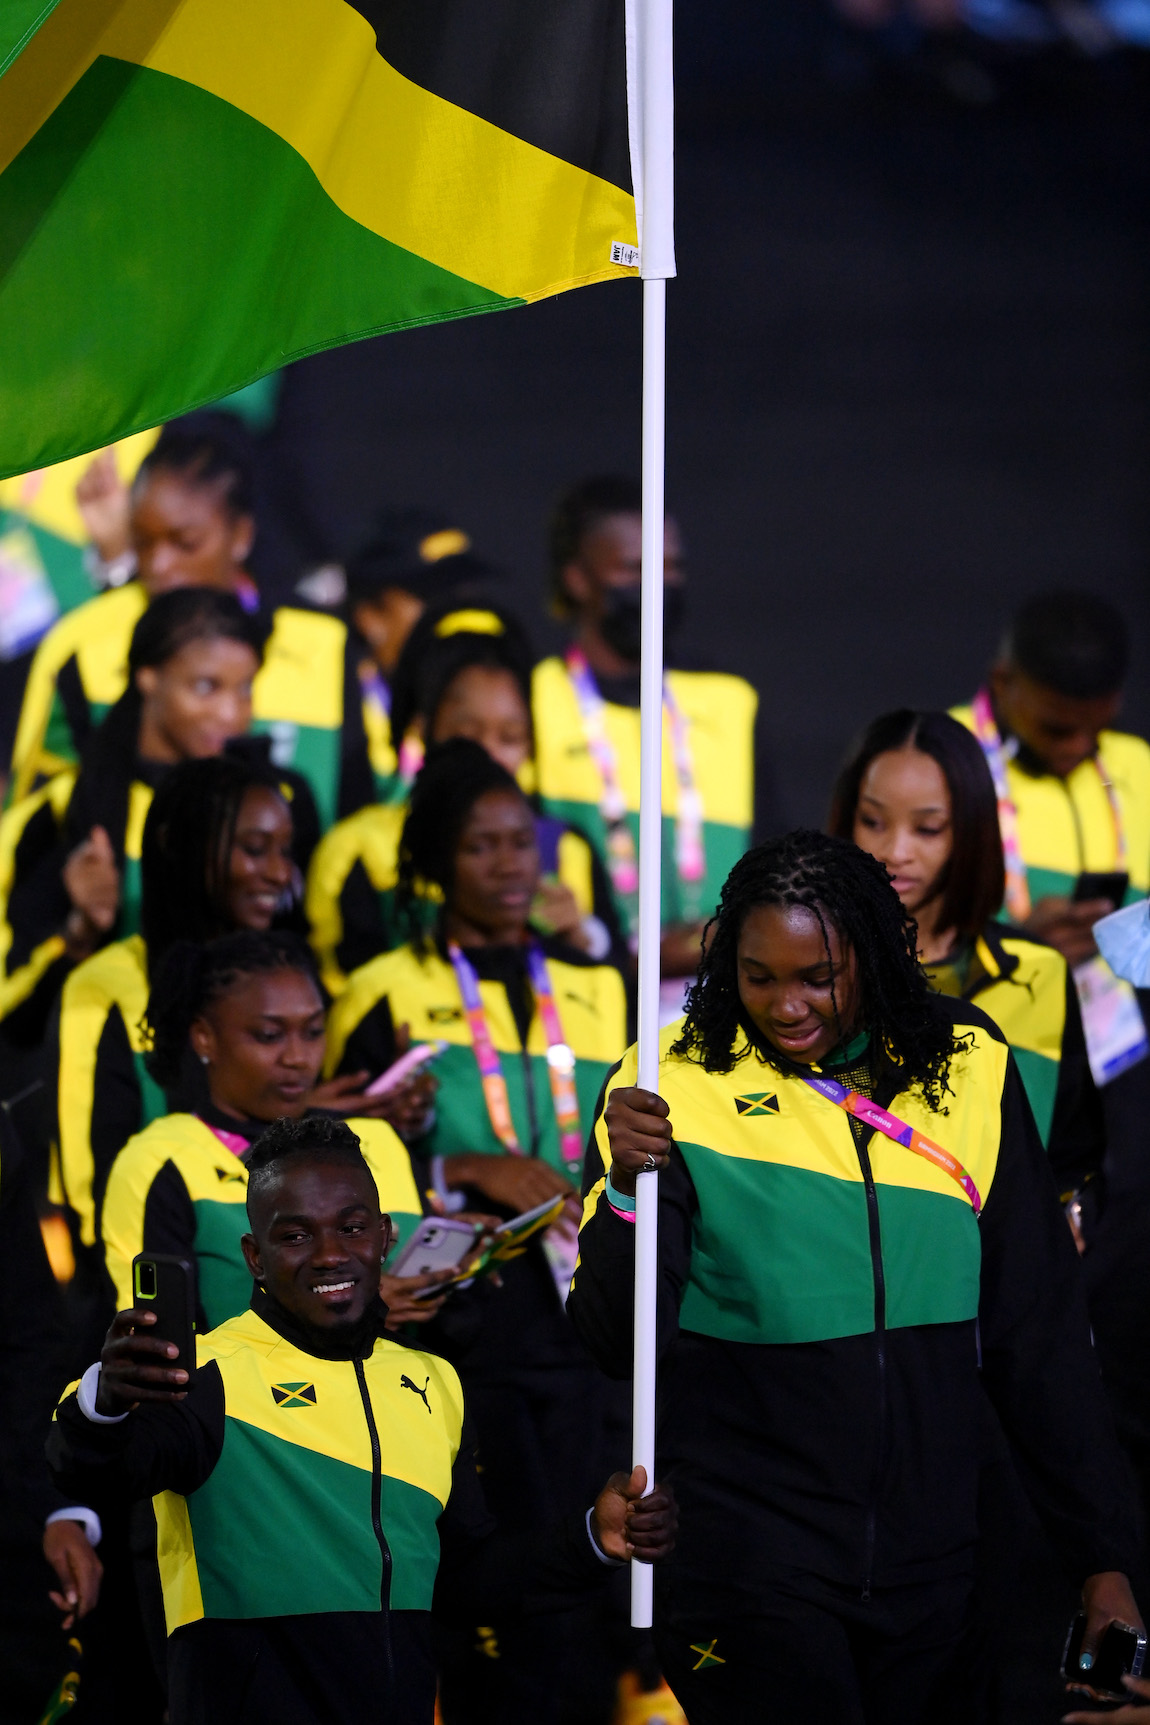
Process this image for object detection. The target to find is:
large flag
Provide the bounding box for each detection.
[0,0,639,478]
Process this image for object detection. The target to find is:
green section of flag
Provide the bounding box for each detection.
[0,55,517,478]
[0,0,61,77]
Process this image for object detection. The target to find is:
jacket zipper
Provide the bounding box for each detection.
[855,1133,887,1604]
[354,1357,395,1685]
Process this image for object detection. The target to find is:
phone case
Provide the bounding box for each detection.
[387,1218,478,1280]
[132,1253,197,1374]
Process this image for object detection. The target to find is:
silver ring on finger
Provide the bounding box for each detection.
[641,1153,659,1174]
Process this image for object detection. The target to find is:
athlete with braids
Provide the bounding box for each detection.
[47,752,317,1315]
[568,829,1142,1725]
[7,413,373,827]
[98,930,444,1339]
[307,595,621,993]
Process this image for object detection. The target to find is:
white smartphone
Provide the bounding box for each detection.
[365,1040,445,1099]
[386,1216,478,1280]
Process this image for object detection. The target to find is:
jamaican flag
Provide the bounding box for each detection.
[0,1,639,478]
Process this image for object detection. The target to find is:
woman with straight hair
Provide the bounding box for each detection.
[829,709,1103,1227]
[569,829,1139,1725]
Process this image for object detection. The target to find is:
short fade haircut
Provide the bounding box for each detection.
[1001,591,1130,699]
[245,1116,377,1219]
[548,475,642,617]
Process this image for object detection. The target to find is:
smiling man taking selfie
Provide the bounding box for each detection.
[47,1116,676,1725]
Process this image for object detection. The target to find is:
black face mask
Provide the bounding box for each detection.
[598,584,685,663]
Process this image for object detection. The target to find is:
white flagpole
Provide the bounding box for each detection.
[629,0,675,1632]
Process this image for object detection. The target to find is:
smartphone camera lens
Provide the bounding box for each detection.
[137,1261,157,1299]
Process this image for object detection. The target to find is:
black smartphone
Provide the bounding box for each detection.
[1062,1612,1147,1697]
[132,1253,197,1377]
[1072,871,1129,907]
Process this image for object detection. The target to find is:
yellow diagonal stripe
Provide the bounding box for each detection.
[1,0,638,302]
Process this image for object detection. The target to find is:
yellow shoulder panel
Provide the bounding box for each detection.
[101,1115,246,1310]
[555,828,594,917]
[346,1116,421,1218]
[57,935,149,1246]
[325,944,467,1073]
[254,607,347,731]
[978,936,1068,1061]
[527,957,628,1064]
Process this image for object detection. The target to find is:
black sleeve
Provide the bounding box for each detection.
[0,1123,71,1531]
[337,860,392,979]
[141,1161,206,1332]
[565,1075,699,1380]
[1046,966,1105,1206]
[47,1360,225,1509]
[336,994,398,1080]
[337,635,375,820]
[279,767,321,880]
[1,800,74,1045]
[433,1414,616,1621]
[977,1053,1141,1583]
[88,1005,145,1233]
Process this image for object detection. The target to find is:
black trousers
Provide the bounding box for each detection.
[654,1572,972,1725]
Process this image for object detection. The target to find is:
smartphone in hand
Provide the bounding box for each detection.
[132,1253,197,1375]
[1062,1612,1146,1697]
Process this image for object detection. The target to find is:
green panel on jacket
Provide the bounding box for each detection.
[676,1145,981,1346]
[428,1041,611,1177]
[191,1199,259,1334]
[1010,1046,1059,1146]
[189,1423,442,1618]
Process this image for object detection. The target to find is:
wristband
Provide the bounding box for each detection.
[76,1362,129,1425]
[605,1170,637,1223]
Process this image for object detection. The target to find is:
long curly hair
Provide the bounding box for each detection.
[672,829,963,1111]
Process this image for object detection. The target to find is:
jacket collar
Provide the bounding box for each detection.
[249,1284,388,1362]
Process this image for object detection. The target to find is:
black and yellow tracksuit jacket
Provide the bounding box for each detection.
[924,921,1103,1193]
[568,1000,1136,1611]
[306,799,621,996]
[48,1290,618,1725]
[8,582,373,829]
[952,705,1150,904]
[326,936,627,1382]
[101,1110,424,1333]
[531,657,757,938]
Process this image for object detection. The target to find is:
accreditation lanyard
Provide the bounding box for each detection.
[802,1073,982,1216]
[971,688,1126,924]
[446,941,583,1174]
[564,648,706,915]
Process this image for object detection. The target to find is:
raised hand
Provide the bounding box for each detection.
[62,825,120,957]
[94,1309,190,1415]
[75,448,131,562]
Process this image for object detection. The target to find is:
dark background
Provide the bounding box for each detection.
[258,2,1149,831]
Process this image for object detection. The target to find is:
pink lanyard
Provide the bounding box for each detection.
[971,688,1125,922]
[200,1120,250,1159]
[446,942,583,1174]
[565,648,705,915]
[802,1074,982,1216]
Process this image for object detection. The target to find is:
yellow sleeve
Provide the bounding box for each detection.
[100,1136,164,1312]
[556,828,595,918]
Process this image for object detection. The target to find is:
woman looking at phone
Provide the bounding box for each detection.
[829,709,1104,1222]
[569,829,1140,1725]
[100,930,443,1336]
[307,600,621,995]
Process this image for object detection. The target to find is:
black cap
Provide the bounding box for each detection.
[345,508,498,604]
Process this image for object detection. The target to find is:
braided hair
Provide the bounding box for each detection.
[246,1116,374,1218]
[139,756,296,969]
[388,598,535,756]
[135,412,255,520]
[673,829,962,1110]
[396,738,529,948]
[143,929,319,1091]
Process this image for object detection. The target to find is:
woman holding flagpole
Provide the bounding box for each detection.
[568,829,1141,1724]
